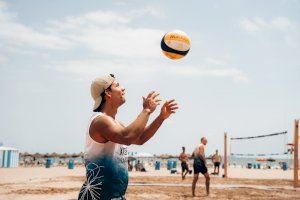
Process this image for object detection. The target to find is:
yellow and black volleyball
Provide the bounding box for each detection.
[161,30,191,60]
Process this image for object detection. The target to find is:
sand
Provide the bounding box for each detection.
[0,166,299,200]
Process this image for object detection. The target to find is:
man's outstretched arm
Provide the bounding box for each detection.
[133,99,178,145]
[92,91,161,145]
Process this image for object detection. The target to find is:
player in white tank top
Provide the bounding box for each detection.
[78,74,179,200]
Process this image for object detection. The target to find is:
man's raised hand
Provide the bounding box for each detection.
[159,99,178,120]
[143,91,162,113]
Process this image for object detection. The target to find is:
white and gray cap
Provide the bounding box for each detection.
[90,74,115,111]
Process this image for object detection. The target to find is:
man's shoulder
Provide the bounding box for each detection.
[92,114,114,126]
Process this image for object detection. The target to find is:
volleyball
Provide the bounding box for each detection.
[161,30,191,60]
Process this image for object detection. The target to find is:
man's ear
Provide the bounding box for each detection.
[104,89,112,99]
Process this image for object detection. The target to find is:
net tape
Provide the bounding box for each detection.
[230,131,287,140]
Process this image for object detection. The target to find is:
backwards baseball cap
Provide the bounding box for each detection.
[91,74,115,111]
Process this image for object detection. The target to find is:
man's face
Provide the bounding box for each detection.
[202,138,208,145]
[182,147,185,152]
[107,80,126,106]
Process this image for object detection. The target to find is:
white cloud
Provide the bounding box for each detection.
[43,58,249,83]
[68,27,163,58]
[5,46,49,58]
[44,59,122,77]
[48,11,130,31]
[171,66,249,83]
[85,11,130,24]
[128,6,165,19]
[0,22,72,50]
[240,18,262,32]
[240,17,300,50]
[205,57,228,66]
[47,7,164,31]
[240,17,297,33]
[271,17,296,32]
[0,1,248,83]
[47,10,165,58]
[0,2,72,50]
[43,58,163,82]
[0,3,166,58]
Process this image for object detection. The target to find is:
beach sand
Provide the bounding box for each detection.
[0,166,299,200]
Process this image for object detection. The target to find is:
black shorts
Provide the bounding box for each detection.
[193,163,207,175]
[214,162,220,167]
[181,162,189,171]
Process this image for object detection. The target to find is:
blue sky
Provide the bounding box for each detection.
[0,0,299,155]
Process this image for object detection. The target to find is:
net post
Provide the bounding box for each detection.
[224,132,228,178]
[294,119,299,188]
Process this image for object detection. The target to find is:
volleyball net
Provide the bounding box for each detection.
[229,131,288,157]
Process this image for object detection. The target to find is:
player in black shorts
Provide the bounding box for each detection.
[212,150,222,175]
[192,137,210,197]
[179,147,189,180]
[193,158,207,174]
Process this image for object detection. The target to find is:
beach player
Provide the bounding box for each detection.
[78,74,178,200]
[179,146,189,180]
[192,137,210,196]
[212,150,222,175]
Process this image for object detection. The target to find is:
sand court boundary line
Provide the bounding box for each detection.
[129,182,300,191]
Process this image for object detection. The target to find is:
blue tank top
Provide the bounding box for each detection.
[78,112,128,200]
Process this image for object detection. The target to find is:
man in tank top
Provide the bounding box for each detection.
[212,150,222,175]
[192,137,210,197]
[78,74,178,200]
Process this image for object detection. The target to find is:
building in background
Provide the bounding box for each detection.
[0,146,20,168]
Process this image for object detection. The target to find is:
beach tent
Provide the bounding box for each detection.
[0,146,19,168]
